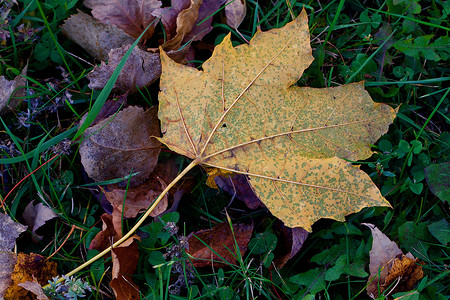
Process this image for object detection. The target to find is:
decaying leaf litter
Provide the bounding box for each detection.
[4,0,445,298]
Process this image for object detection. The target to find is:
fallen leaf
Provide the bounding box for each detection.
[154,0,225,49]
[0,213,27,298]
[106,177,168,219]
[61,10,135,61]
[162,0,202,51]
[79,106,161,187]
[152,0,190,40]
[89,214,140,299]
[18,280,49,300]
[187,222,253,268]
[110,241,140,299]
[23,200,57,242]
[424,162,449,204]
[225,0,246,29]
[4,253,58,300]
[363,223,424,299]
[0,65,27,115]
[87,44,162,94]
[84,0,162,40]
[273,221,309,268]
[183,0,226,42]
[158,9,396,231]
[214,174,265,209]
[89,213,122,251]
[91,94,128,127]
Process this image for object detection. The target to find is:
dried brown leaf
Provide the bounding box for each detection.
[88,215,140,299]
[110,241,140,300]
[23,201,57,242]
[273,221,309,268]
[187,222,253,268]
[0,65,27,115]
[89,214,122,251]
[79,106,161,187]
[383,255,423,296]
[18,280,49,300]
[184,0,226,42]
[106,177,168,219]
[61,10,134,61]
[364,223,424,299]
[163,0,202,51]
[84,0,161,40]
[87,44,161,94]
[225,0,246,29]
[151,0,190,40]
[0,213,27,298]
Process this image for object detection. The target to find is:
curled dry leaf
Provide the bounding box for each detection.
[0,213,27,298]
[84,0,161,40]
[87,44,161,94]
[4,253,58,299]
[273,221,309,268]
[158,9,396,230]
[155,0,226,50]
[23,200,57,242]
[162,0,202,51]
[89,214,140,300]
[89,214,122,251]
[79,106,161,187]
[363,223,424,299]
[225,0,246,29]
[151,0,190,40]
[61,10,134,61]
[0,65,27,115]
[110,241,140,300]
[187,222,253,268]
[184,0,226,42]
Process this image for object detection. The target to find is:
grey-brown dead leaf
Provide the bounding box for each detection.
[0,65,27,115]
[363,223,424,299]
[87,44,161,94]
[23,201,57,242]
[84,0,161,40]
[61,10,135,61]
[0,213,27,298]
[79,106,161,187]
[18,280,49,300]
[225,0,246,29]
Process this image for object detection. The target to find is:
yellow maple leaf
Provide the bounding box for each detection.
[158,9,396,231]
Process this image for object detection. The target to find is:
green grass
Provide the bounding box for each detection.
[1,0,449,299]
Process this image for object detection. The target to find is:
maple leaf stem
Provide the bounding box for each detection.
[44,159,199,289]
